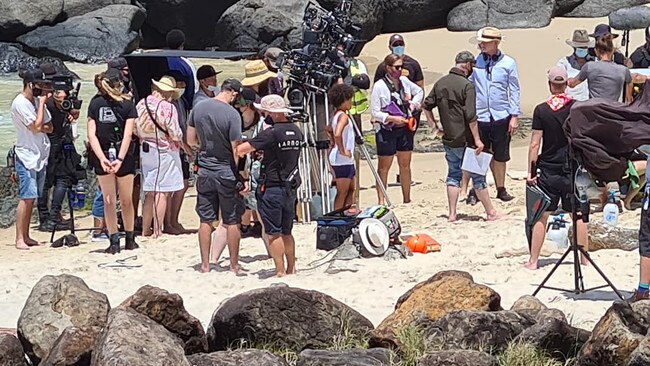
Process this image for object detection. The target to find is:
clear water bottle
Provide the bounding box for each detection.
[108,143,117,162]
[603,190,619,226]
[75,182,86,209]
[547,213,569,249]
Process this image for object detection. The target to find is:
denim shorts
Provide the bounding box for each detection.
[92,189,104,219]
[15,158,46,200]
[443,145,487,190]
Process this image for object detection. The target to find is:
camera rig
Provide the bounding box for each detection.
[51,75,83,113]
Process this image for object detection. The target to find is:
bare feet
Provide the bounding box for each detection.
[25,238,39,246]
[448,214,457,223]
[523,261,538,270]
[287,268,297,275]
[487,212,506,222]
[230,265,247,275]
[15,241,30,250]
[275,271,286,277]
[199,264,210,273]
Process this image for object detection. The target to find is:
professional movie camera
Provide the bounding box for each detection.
[51,75,83,112]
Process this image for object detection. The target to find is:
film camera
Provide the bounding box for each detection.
[51,75,83,112]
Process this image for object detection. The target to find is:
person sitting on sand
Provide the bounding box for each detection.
[524,66,589,270]
[423,51,500,223]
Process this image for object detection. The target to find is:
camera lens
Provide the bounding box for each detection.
[61,99,72,110]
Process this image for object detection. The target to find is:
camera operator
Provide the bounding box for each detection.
[236,95,304,277]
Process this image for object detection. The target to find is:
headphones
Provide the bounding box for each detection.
[482,52,502,62]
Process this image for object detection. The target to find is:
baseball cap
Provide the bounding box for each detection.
[221,78,243,93]
[39,62,58,79]
[389,34,405,46]
[455,51,476,64]
[196,65,221,80]
[264,47,283,68]
[21,68,48,83]
[547,66,568,84]
[107,57,128,70]
[105,68,122,83]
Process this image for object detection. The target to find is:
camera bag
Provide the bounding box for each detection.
[316,207,357,251]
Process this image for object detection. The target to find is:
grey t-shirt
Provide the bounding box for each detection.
[188,98,242,178]
[577,61,632,102]
[193,89,211,108]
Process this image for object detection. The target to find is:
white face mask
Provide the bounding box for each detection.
[177,88,185,96]
[207,85,219,93]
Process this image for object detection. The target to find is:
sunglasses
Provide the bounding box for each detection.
[391,42,405,47]
[390,64,404,70]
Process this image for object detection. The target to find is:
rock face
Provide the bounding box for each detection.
[515,317,590,361]
[564,0,650,17]
[206,286,373,352]
[17,274,110,365]
[629,336,650,366]
[418,350,498,366]
[41,326,96,366]
[91,307,190,366]
[18,5,145,63]
[0,333,27,366]
[447,0,487,31]
[0,42,73,75]
[214,0,307,52]
[423,310,534,353]
[0,0,64,41]
[380,0,467,33]
[447,0,554,31]
[61,0,131,18]
[510,295,547,312]
[609,5,650,30]
[370,271,501,350]
[554,0,587,16]
[186,350,288,366]
[121,285,208,355]
[296,348,395,366]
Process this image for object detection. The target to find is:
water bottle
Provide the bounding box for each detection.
[75,182,86,209]
[108,143,117,162]
[547,213,569,249]
[68,188,77,209]
[603,190,619,226]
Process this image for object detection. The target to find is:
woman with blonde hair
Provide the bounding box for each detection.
[135,76,184,238]
[87,68,139,254]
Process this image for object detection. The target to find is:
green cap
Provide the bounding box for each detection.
[455,51,476,64]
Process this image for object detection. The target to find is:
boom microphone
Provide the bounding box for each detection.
[609,6,650,30]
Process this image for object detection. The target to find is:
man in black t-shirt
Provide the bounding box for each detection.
[524,66,588,271]
[236,95,303,277]
[373,34,424,88]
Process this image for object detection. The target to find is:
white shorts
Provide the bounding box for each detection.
[140,147,184,193]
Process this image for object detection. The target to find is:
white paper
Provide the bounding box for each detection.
[461,148,493,176]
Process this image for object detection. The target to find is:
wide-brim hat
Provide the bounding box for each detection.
[358,218,390,256]
[253,94,292,114]
[470,27,503,44]
[152,75,183,98]
[242,60,277,87]
[589,23,619,39]
[566,29,595,48]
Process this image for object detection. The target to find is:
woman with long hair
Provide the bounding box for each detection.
[135,76,184,238]
[370,54,424,204]
[87,68,138,254]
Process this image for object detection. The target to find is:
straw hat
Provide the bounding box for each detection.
[566,29,594,48]
[152,75,183,97]
[254,94,292,114]
[358,218,390,256]
[470,27,503,44]
[241,60,277,87]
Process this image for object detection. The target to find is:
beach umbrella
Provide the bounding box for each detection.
[525,184,551,251]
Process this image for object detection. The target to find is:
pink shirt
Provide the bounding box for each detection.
[135,95,183,151]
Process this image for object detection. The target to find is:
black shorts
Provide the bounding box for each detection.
[91,153,136,178]
[537,166,572,212]
[257,186,296,236]
[375,126,414,156]
[195,173,244,225]
[639,191,650,257]
[180,152,190,180]
[479,116,511,162]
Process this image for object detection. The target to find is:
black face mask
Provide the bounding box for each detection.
[264,115,275,126]
[32,86,43,97]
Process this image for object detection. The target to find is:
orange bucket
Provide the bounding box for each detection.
[405,234,441,253]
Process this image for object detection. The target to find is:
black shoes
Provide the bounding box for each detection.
[497,188,514,202]
[104,233,121,254]
[38,220,71,232]
[125,231,139,250]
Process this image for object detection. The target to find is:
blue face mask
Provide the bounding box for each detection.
[392,46,405,57]
[575,48,588,58]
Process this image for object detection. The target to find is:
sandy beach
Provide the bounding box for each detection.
[0,16,646,332]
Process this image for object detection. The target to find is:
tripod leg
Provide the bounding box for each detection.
[533,246,573,296]
[579,246,625,300]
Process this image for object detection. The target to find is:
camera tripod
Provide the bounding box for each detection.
[532,156,624,300]
[49,180,100,246]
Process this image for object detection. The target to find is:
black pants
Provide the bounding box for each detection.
[38,176,70,223]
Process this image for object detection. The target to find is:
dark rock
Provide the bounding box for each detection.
[296,348,396,366]
[515,318,590,361]
[62,0,131,18]
[380,0,467,33]
[423,310,534,353]
[554,0,586,16]
[214,0,307,52]
[447,0,487,31]
[510,295,547,312]
[318,0,383,44]
[138,0,238,50]
[0,42,75,75]
[370,270,501,351]
[447,0,553,31]
[576,302,649,366]
[186,349,288,366]
[515,308,568,324]
[121,285,208,355]
[417,350,498,366]
[17,274,110,365]
[18,5,145,63]
[206,286,373,352]
[0,0,64,41]
[609,6,650,30]
[563,0,650,17]
[0,333,27,366]
[628,336,650,366]
[91,307,190,366]
[41,326,95,366]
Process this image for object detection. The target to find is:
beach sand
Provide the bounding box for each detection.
[0,16,645,331]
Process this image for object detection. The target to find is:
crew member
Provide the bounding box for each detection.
[236,95,304,277]
[587,24,631,67]
[107,57,132,95]
[263,47,284,96]
[194,65,221,107]
[12,68,53,250]
[632,157,650,302]
[241,60,278,97]
[556,29,594,101]
[373,34,424,88]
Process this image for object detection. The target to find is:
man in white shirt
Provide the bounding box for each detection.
[556,29,594,101]
[11,68,53,249]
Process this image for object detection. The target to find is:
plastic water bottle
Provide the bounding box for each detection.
[108,143,117,162]
[603,190,619,226]
[75,182,86,209]
[547,213,569,249]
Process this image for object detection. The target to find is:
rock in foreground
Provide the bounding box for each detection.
[41,326,96,366]
[0,333,27,366]
[418,350,498,366]
[187,349,288,366]
[296,348,395,366]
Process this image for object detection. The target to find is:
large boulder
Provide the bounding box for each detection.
[138,0,238,50]
[121,285,207,355]
[0,333,27,366]
[296,348,396,366]
[554,0,586,16]
[91,307,190,366]
[447,0,554,31]
[0,43,74,75]
[417,350,498,366]
[206,285,373,352]
[214,0,307,52]
[17,274,110,365]
[609,6,650,31]
[380,0,468,33]
[0,0,63,41]
[186,350,288,366]
[62,0,131,18]
[423,310,534,353]
[17,5,145,63]
[576,301,649,366]
[628,336,650,366]
[563,0,650,17]
[41,326,96,366]
[369,271,501,350]
[515,318,590,361]
[510,295,547,312]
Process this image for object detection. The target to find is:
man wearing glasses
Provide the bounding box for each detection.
[469,27,521,203]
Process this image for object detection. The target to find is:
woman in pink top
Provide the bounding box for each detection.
[135,75,184,238]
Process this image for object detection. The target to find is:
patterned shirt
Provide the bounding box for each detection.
[135,95,183,151]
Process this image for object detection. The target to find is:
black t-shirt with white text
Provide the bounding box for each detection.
[87,95,137,152]
[250,122,304,188]
[532,99,576,168]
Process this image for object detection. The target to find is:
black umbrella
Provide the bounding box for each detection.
[525,184,551,251]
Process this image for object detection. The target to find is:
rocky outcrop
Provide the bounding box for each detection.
[609,5,650,30]
[369,271,501,350]
[380,0,467,33]
[17,5,145,63]
[61,0,131,18]
[0,42,73,75]
[91,307,190,366]
[0,0,64,41]
[515,317,589,361]
[17,274,110,365]
[510,295,547,312]
[554,0,587,16]
[296,348,396,366]
[121,285,208,355]
[186,350,288,366]
[447,0,554,31]
[206,285,373,352]
[418,350,498,366]
[564,0,650,17]
[41,326,96,366]
[0,333,27,366]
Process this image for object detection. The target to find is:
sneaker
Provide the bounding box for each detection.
[91,230,109,242]
[497,188,515,202]
[627,290,649,303]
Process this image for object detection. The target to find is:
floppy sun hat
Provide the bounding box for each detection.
[242,60,277,87]
[254,94,292,114]
[358,218,390,256]
[566,29,594,48]
[152,75,183,98]
[470,27,503,44]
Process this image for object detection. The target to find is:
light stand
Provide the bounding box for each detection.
[49,181,100,245]
[533,150,624,300]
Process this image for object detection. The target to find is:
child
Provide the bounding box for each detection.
[327,84,356,211]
